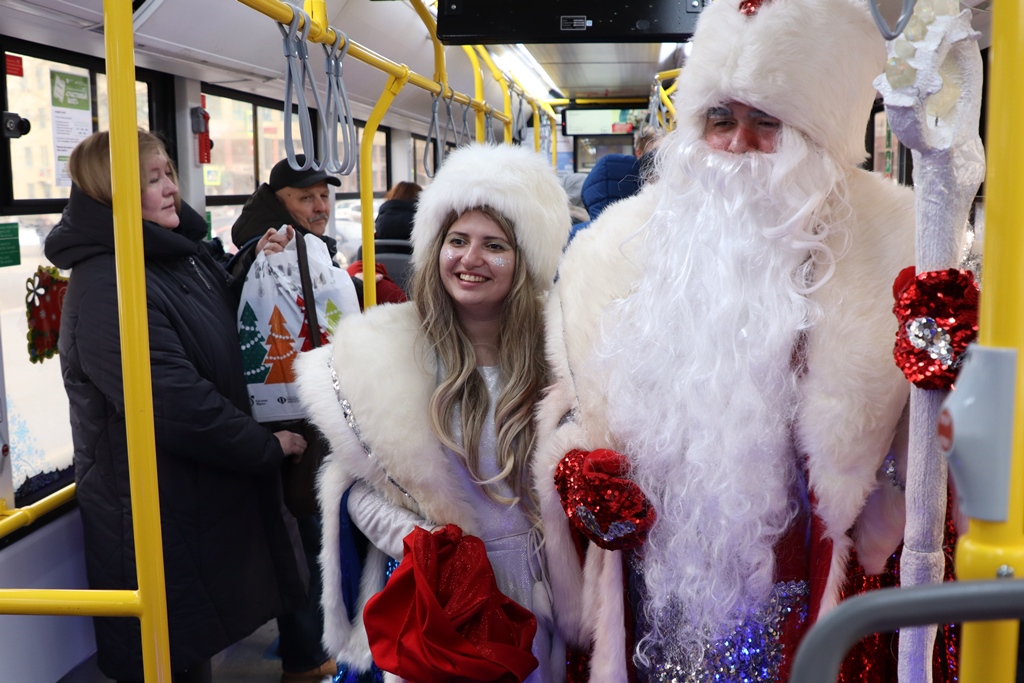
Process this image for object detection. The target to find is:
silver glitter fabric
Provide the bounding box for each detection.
[576,505,637,542]
[328,356,415,501]
[906,316,953,366]
[637,580,810,683]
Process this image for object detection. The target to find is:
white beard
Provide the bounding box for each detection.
[592,127,850,667]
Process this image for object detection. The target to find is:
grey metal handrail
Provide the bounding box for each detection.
[789,580,1024,682]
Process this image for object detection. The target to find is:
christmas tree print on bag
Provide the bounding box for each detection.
[237,226,360,422]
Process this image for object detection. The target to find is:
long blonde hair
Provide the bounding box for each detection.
[412,206,548,514]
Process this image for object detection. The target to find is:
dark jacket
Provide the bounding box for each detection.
[45,187,307,680]
[570,154,644,243]
[373,198,416,242]
[581,153,643,221]
[228,183,362,305]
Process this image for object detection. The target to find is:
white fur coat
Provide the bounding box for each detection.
[533,168,917,681]
[294,302,484,669]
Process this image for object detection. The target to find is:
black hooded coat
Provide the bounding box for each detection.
[44,186,307,680]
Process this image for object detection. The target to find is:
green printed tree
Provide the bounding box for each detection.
[239,302,271,384]
[325,299,342,337]
[264,305,298,384]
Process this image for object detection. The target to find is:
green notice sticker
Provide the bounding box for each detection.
[0,223,21,267]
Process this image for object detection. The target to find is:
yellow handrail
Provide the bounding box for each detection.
[0,484,76,540]
[236,0,509,122]
[474,46,514,143]
[461,46,487,142]
[0,1,174,680]
[955,0,1024,678]
[359,71,411,309]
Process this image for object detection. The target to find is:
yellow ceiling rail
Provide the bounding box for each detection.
[237,0,509,122]
[956,0,1024,678]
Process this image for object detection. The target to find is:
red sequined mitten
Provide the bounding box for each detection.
[554,448,656,551]
[892,266,979,390]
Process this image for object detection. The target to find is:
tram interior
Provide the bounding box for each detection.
[0,0,1003,680]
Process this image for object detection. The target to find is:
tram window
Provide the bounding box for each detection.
[0,213,73,497]
[6,56,88,202]
[204,94,257,196]
[256,105,305,189]
[6,53,150,203]
[574,135,634,173]
[207,205,245,256]
[368,128,389,194]
[411,134,434,187]
[95,75,150,132]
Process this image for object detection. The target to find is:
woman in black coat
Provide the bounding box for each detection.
[44,130,309,683]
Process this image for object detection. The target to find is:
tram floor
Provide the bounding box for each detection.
[58,619,293,683]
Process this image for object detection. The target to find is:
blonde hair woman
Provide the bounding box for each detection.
[295,143,570,682]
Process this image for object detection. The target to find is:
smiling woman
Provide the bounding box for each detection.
[437,207,518,359]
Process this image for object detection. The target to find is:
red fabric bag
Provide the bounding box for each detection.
[363,524,539,682]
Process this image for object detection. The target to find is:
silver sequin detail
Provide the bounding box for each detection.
[328,356,415,501]
[576,505,637,542]
[557,407,577,428]
[639,580,810,683]
[882,451,906,492]
[906,316,954,366]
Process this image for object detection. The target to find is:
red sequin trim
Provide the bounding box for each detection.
[892,266,979,390]
[554,449,656,551]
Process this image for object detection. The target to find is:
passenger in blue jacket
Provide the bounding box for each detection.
[569,153,643,243]
[44,130,308,683]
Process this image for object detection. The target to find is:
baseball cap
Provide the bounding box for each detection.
[268,154,342,191]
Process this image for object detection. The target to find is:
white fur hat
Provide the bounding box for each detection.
[411,143,571,290]
[675,0,885,166]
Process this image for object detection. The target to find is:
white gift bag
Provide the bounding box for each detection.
[237,226,361,422]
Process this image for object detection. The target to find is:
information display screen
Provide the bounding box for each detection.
[562,109,647,136]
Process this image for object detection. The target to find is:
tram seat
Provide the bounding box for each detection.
[357,239,413,296]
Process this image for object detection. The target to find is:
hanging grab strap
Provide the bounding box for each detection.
[484,109,496,145]
[440,89,456,154]
[456,102,472,147]
[322,30,358,175]
[423,89,443,178]
[279,8,322,171]
[866,0,918,40]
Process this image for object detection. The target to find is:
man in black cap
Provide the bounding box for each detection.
[229,154,350,682]
[229,154,347,287]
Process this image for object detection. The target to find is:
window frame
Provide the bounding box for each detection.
[0,34,175,217]
[201,83,391,205]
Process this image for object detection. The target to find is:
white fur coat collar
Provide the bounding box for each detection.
[534,168,916,679]
[294,302,483,666]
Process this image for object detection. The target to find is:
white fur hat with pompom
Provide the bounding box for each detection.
[410,143,571,290]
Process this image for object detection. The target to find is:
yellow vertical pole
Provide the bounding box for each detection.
[955,0,1024,680]
[475,46,513,143]
[102,1,172,681]
[532,103,541,152]
[361,72,410,308]
[462,46,486,142]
